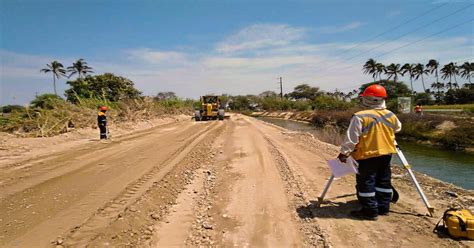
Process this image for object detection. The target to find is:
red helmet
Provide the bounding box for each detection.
[361,84,387,98]
[99,106,108,111]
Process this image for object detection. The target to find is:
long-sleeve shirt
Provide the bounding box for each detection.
[339,108,402,156]
[97,112,107,127]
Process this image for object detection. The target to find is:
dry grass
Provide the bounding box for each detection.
[311,125,345,146]
[309,109,473,150]
[311,109,356,129]
[1,97,194,137]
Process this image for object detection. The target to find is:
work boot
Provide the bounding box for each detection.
[378,208,390,216]
[350,209,378,221]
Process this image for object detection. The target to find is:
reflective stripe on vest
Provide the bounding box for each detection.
[358,192,376,197]
[375,187,393,193]
[357,112,396,134]
[352,109,398,160]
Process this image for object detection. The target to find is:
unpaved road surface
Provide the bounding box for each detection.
[1,114,472,247]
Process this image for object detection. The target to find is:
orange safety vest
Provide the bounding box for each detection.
[352,109,398,160]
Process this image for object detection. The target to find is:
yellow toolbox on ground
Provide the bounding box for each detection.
[436,208,474,240]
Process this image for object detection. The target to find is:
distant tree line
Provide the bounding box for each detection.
[0,59,185,113]
[220,84,357,112]
[363,58,474,104]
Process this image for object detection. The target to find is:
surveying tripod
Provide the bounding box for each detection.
[317,142,435,217]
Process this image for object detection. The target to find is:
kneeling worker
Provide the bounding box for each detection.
[98,106,108,139]
[337,84,401,220]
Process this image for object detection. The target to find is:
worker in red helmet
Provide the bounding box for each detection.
[97,106,108,139]
[337,84,402,220]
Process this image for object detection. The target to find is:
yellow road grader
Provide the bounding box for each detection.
[194,95,225,121]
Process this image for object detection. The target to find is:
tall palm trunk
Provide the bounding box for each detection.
[421,74,426,92]
[409,77,414,95]
[53,74,57,96]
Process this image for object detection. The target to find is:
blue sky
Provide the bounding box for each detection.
[1,0,473,105]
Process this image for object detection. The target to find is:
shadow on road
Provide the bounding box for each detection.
[297,198,426,220]
[297,199,360,220]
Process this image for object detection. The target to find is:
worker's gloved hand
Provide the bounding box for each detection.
[337,153,348,163]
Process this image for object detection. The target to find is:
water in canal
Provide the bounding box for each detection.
[256,117,474,190]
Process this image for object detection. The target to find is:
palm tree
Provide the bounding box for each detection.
[401,63,416,95]
[459,62,473,84]
[431,81,445,103]
[344,89,358,100]
[67,58,93,79]
[441,62,459,90]
[375,63,385,81]
[40,61,66,96]
[363,59,378,83]
[426,59,440,85]
[384,63,402,83]
[414,63,428,92]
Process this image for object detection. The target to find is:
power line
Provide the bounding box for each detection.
[316,17,474,81]
[317,3,473,74]
[373,18,474,59]
[306,3,449,73]
[320,3,449,60]
[317,18,474,91]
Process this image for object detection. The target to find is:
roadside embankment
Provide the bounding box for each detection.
[0,114,191,170]
[250,111,313,122]
[251,111,474,152]
[0,97,194,137]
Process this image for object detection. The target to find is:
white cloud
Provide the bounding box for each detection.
[216,24,306,53]
[2,23,473,105]
[126,48,189,65]
[317,22,364,34]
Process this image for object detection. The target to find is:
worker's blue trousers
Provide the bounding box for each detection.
[355,155,393,215]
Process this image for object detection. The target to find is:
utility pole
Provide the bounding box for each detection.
[279,77,283,99]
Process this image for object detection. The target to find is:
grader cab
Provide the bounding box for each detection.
[195,95,225,121]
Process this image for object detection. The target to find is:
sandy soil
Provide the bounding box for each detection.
[0,113,472,247]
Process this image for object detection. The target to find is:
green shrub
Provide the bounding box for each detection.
[30,94,65,109]
[312,95,355,111]
[438,126,474,149]
[292,100,312,111]
[0,105,25,113]
[65,73,142,103]
[311,109,354,129]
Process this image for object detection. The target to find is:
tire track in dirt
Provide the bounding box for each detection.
[179,120,234,247]
[0,120,194,195]
[60,121,222,247]
[240,117,330,247]
[246,115,470,248]
[80,121,226,247]
[0,119,182,172]
[0,121,217,247]
[205,116,304,247]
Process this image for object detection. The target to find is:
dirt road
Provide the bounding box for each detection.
[0,114,472,247]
